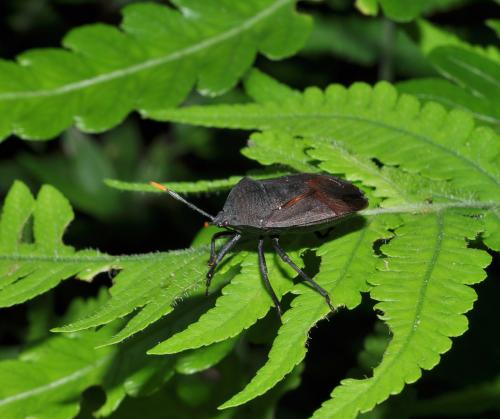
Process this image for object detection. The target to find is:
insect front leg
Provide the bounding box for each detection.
[272,236,334,312]
[258,238,283,320]
[205,233,241,296]
[209,231,237,266]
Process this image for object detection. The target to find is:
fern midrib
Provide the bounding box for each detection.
[202,111,500,189]
[0,353,112,407]
[378,212,443,365]
[361,200,499,216]
[0,247,207,264]
[323,213,445,417]
[309,115,500,188]
[346,212,445,414]
[0,0,291,101]
[414,212,444,331]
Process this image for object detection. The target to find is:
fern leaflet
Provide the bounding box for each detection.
[220,215,397,409]
[149,244,300,355]
[311,211,491,418]
[0,0,310,141]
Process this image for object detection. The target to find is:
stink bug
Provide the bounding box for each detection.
[151,173,368,317]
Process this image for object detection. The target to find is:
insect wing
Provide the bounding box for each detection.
[308,175,368,213]
[263,174,367,229]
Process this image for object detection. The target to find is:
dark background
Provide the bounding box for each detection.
[0,1,499,418]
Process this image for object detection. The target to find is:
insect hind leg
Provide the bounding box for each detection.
[272,236,334,312]
[205,233,241,296]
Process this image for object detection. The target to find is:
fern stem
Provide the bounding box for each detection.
[378,18,396,82]
[362,201,499,216]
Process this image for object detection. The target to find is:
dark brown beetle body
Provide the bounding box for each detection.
[151,173,367,319]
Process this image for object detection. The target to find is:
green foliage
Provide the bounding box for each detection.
[354,0,468,22]
[143,71,498,415]
[487,19,500,37]
[304,16,433,77]
[18,129,125,219]
[106,169,289,195]
[0,180,306,417]
[149,247,299,355]
[0,181,208,312]
[312,212,490,418]
[0,291,108,419]
[219,216,397,410]
[175,338,237,375]
[398,77,499,127]
[0,181,112,307]
[398,21,500,129]
[0,289,179,419]
[153,72,500,204]
[408,375,500,417]
[0,0,310,141]
[1,2,499,418]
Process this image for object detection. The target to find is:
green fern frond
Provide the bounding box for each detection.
[105,169,290,194]
[0,181,236,347]
[141,72,499,414]
[243,131,317,172]
[311,211,491,418]
[0,288,231,418]
[398,42,500,129]
[149,246,300,355]
[396,20,500,128]
[397,77,500,128]
[354,0,421,22]
[410,374,500,417]
[0,328,116,419]
[219,215,398,409]
[483,210,500,251]
[175,338,238,375]
[0,291,118,419]
[0,181,115,307]
[0,0,310,141]
[52,247,211,334]
[152,74,500,243]
[153,80,500,200]
[428,45,500,111]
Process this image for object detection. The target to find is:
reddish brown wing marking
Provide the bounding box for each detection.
[276,175,361,215]
[306,177,353,215]
[280,190,315,209]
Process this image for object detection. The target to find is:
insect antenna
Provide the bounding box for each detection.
[150,181,215,221]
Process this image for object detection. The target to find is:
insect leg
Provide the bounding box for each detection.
[206,233,241,296]
[272,237,334,312]
[258,238,283,320]
[209,231,237,266]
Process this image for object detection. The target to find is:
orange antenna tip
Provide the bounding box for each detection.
[204,221,209,228]
[150,181,168,192]
[149,181,215,221]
